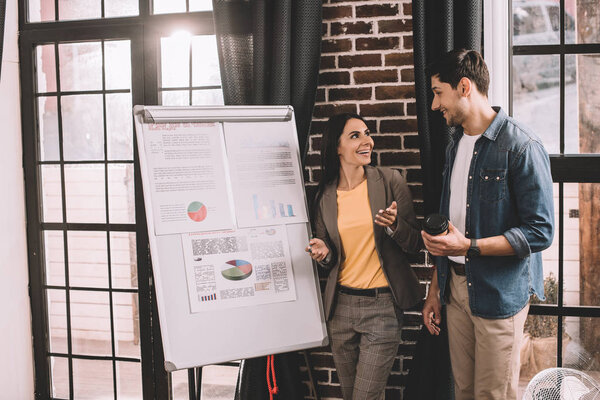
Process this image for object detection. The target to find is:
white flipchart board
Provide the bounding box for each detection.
[133,105,327,371]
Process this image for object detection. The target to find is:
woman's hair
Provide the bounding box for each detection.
[311,112,367,219]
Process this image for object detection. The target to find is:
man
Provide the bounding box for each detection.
[421,49,554,400]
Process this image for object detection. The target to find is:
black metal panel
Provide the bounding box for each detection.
[549,155,600,183]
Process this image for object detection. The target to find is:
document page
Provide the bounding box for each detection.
[224,122,308,228]
[181,225,297,312]
[143,122,235,235]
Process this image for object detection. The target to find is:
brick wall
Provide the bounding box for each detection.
[301,1,433,399]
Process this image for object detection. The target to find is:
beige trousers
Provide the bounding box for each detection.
[446,269,529,400]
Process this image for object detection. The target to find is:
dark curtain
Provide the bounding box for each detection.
[0,0,6,80]
[212,0,322,162]
[406,1,482,399]
[211,1,322,399]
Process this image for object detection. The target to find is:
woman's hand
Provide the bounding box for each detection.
[375,201,397,230]
[305,238,330,262]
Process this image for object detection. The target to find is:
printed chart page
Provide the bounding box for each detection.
[143,122,235,235]
[181,225,297,312]
[224,121,308,228]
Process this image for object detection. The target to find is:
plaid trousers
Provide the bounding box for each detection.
[328,290,404,400]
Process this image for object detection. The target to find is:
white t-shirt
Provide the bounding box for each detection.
[448,133,481,264]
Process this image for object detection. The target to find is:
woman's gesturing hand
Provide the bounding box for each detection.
[375,201,397,230]
[305,238,330,262]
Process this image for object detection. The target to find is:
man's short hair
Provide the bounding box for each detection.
[426,49,490,96]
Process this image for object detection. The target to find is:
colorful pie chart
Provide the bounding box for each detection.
[187,201,207,222]
[221,260,253,281]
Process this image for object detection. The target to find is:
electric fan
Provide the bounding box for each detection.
[523,367,600,400]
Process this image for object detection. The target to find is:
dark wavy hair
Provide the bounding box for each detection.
[311,113,368,219]
[426,49,490,96]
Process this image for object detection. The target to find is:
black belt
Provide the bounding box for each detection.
[448,260,466,276]
[337,285,391,297]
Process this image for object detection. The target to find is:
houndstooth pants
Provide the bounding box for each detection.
[328,290,404,400]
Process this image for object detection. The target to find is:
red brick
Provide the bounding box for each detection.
[409,184,423,200]
[403,3,412,15]
[322,38,352,53]
[339,54,381,68]
[403,134,420,149]
[401,68,415,82]
[375,85,415,100]
[401,328,420,342]
[310,135,322,152]
[313,103,357,118]
[329,87,372,101]
[380,151,420,166]
[322,5,352,20]
[371,134,402,149]
[320,55,336,69]
[404,35,414,49]
[360,102,404,117]
[322,22,327,36]
[331,21,373,36]
[311,168,322,183]
[407,101,417,116]
[380,118,419,133]
[315,88,326,102]
[405,168,423,184]
[385,52,414,66]
[310,120,328,135]
[304,152,321,167]
[379,19,413,33]
[356,3,398,17]
[356,37,400,51]
[354,69,398,84]
[414,266,434,281]
[319,71,350,85]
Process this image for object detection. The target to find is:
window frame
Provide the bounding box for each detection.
[484,0,600,369]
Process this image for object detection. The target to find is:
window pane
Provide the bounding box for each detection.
[201,365,238,399]
[512,54,560,153]
[105,41,132,90]
[104,0,139,18]
[564,183,600,307]
[520,315,558,387]
[70,290,112,356]
[28,0,55,22]
[38,97,60,161]
[47,289,68,353]
[189,0,213,12]
[106,93,134,160]
[58,0,101,21]
[64,164,106,223]
[513,3,558,45]
[153,0,186,14]
[116,361,143,399]
[61,94,104,161]
[49,356,69,399]
[567,2,599,45]
[108,164,135,224]
[538,183,559,305]
[73,359,113,398]
[113,293,140,358]
[44,230,65,287]
[171,369,189,400]
[161,33,191,88]
[162,90,190,106]
[191,35,221,87]
[36,45,57,93]
[192,89,224,105]
[41,165,63,223]
[563,317,600,374]
[59,43,102,91]
[571,53,600,154]
[110,232,138,289]
[68,231,108,288]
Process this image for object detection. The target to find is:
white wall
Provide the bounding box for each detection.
[0,0,35,397]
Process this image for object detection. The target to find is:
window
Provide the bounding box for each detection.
[486,0,600,396]
[20,1,234,399]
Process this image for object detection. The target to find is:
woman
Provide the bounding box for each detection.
[305,113,423,400]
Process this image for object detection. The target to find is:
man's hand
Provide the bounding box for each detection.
[375,201,397,230]
[421,221,470,256]
[305,238,330,262]
[422,292,442,335]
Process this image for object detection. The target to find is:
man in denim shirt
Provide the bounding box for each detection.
[421,49,554,400]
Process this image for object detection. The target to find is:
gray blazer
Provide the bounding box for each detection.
[314,166,423,321]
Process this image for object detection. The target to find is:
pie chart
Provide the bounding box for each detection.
[187,201,207,222]
[221,260,253,281]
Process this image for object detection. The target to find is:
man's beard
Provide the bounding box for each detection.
[444,107,466,127]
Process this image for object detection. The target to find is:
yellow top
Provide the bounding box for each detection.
[336,179,388,288]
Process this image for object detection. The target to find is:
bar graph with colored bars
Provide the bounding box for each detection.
[252,194,296,220]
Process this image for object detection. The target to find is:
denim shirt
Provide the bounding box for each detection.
[434,107,554,318]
